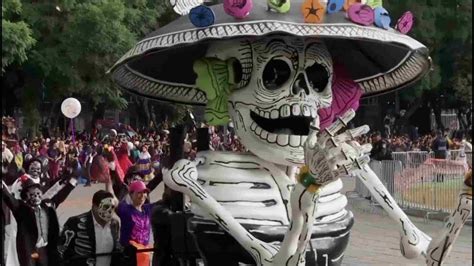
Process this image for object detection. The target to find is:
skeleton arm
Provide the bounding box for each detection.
[163,159,276,264]
[2,179,20,213]
[354,166,432,258]
[352,145,472,264]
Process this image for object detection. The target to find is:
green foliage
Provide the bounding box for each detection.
[20,0,174,106]
[453,73,472,104]
[1,0,179,134]
[2,0,36,72]
[386,0,472,105]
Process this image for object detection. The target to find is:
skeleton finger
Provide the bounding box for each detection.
[335,154,371,176]
[319,109,356,146]
[345,141,373,156]
[332,125,370,145]
[306,116,320,149]
[306,146,343,173]
[328,142,371,165]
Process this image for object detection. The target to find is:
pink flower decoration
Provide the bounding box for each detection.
[318,63,363,130]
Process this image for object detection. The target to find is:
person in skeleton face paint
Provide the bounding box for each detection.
[58,190,124,266]
[1,173,78,266]
[27,160,43,183]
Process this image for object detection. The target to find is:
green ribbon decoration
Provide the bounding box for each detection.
[193,57,236,126]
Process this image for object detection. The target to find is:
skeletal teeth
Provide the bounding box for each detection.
[251,122,257,131]
[289,135,300,147]
[300,136,308,146]
[275,129,292,135]
[280,105,290,118]
[255,126,262,135]
[260,129,268,139]
[303,105,311,117]
[277,135,289,146]
[267,133,277,143]
[270,110,279,119]
[263,111,270,119]
[259,110,265,117]
[291,104,301,116]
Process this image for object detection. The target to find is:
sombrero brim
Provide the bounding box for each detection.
[109,1,431,106]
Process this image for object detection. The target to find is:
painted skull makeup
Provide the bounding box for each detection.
[205,36,333,166]
[28,161,42,180]
[26,187,43,206]
[97,197,115,222]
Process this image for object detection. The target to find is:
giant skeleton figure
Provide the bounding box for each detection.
[110,1,472,265]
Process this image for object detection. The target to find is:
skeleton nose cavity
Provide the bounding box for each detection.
[292,73,310,96]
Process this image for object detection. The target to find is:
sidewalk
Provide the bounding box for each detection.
[341,176,472,266]
[56,177,472,265]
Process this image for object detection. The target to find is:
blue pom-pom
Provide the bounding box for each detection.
[374,7,391,29]
[189,5,215,28]
[327,0,344,14]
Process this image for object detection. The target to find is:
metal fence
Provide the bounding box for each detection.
[355,150,471,215]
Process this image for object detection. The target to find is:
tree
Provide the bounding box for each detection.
[385,0,472,131]
[2,0,36,72]
[2,0,186,136]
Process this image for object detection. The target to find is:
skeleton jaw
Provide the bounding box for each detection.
[249,103,317,146]
[230,101,318,166]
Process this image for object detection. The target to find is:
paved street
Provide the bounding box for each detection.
[56,177,472,265]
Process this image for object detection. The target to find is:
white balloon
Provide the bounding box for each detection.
[61,98,82,119]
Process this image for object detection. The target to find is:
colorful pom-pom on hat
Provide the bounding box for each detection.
[109,0,430,107]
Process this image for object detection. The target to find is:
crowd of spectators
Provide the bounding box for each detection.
[2,114,472,265]
[355,129,471,161]
[2,118,252,266]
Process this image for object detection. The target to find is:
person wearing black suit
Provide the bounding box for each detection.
[1,174,77,266]
[57,190,124,266]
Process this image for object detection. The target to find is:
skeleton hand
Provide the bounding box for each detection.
[303,109,371,189]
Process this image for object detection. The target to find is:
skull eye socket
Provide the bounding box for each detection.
[262,59,291,90]
[306,63,329,93]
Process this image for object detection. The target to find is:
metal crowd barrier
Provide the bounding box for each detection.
[354,150,470,216]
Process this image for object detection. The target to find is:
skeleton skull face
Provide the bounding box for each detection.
[95,197,115,223]
[28,161,42,180]
[205,36,333,165]
[25,187,43,207]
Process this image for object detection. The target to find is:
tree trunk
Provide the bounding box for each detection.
[456,108,467,130]
[134,97,149,131]
[432,106,444,131]
[143,98,151,128]
[46,101,59,128]
[91,103,106,131]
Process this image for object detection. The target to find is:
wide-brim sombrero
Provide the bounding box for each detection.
[109,1,431,106]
